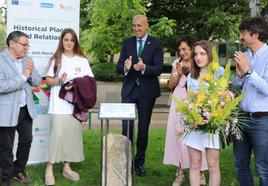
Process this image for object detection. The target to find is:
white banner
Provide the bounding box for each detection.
[7,0,80,76]
[7,0,80,164]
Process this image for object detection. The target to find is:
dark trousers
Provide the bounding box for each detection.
[0,106,33,183]
[122,86,156,167]
[14,106,33,174]
[0,126,16,182]
[233,116,268,186]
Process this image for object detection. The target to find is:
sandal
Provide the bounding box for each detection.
[45,170,55,186]
[63,168,80,181]
[200,172,206,185]
[172,172,184,186]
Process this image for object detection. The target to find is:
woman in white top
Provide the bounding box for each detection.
[44,28,94,185]
[184,40,223,186]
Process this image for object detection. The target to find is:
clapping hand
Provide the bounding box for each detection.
[181,65,190,75]
[22,59,34,78]
[124,56,132,71]
[134,57,145,71]
[234,51,250,77]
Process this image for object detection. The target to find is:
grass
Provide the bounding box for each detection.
[21,129,258,186]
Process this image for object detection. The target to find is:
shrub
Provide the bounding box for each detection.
[0,24,6,50]
[162,63,172,73]
[91,62,122,82]
[91,62,172,82]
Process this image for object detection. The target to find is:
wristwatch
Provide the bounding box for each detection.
[245,68,253,77]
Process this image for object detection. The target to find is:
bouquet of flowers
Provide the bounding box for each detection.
[175,47,245,145]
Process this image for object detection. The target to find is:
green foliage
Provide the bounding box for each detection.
[81,0,176,63]
[80,0,91,31]
[149,17,176,39]
[0,24,6,50]
[259,0,268,16]
[146,0,249,41]
[162,63,172,73]
[81,0,145,63]
[91,62,122,81]
[259,0,268,8]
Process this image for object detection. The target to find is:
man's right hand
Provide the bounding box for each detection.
[22,59,34,78]
[124,56,132,71]
[234,51,250,77]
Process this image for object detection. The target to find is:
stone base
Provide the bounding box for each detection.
[102,134,132,186]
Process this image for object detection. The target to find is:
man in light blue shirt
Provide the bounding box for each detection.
[232,16,268,186]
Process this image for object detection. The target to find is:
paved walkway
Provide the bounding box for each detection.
[84,106,169,130]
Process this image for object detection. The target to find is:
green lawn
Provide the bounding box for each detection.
[21,129,258,186]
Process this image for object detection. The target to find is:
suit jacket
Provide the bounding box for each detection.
[0,48,42,127]
[116,35,163,99]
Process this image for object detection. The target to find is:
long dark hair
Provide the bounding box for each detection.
[191,40,213,79]
[49,28,85,76]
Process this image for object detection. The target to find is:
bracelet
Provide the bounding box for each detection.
[55,77,63,86]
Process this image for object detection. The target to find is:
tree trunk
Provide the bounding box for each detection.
[249,0,261,16]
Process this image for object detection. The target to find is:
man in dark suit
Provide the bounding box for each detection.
[116,14,163,177]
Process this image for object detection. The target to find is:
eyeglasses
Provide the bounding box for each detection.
[15,41,30,48]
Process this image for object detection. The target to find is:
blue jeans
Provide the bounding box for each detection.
[233,116,268,186]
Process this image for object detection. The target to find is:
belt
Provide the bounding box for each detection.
[243,112,268,118]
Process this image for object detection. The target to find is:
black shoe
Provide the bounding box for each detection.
[1,180,14,186]
[135,165,145,177]
[13,172,32,184]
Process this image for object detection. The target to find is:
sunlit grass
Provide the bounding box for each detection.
[22,129,258,186]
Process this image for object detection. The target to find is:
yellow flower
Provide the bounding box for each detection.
[219,78,228,88]
[211,46,220,72]
[218,89,226,97]
[210,95,218,105]
[201,74,213,81]
[196,117,205,125]
[188,89,196,98]
[196,93,206,106]
[225,95,232,103]
[212,62,220,71]
[211,109,220,118]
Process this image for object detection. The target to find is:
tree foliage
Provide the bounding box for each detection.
[80,0,91,31]
[149,16,176,39]
[81,0,176,63]
[257,0,268,16]
[81,0,145,63]
[0,24,6,50]
[145,0,249,41]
